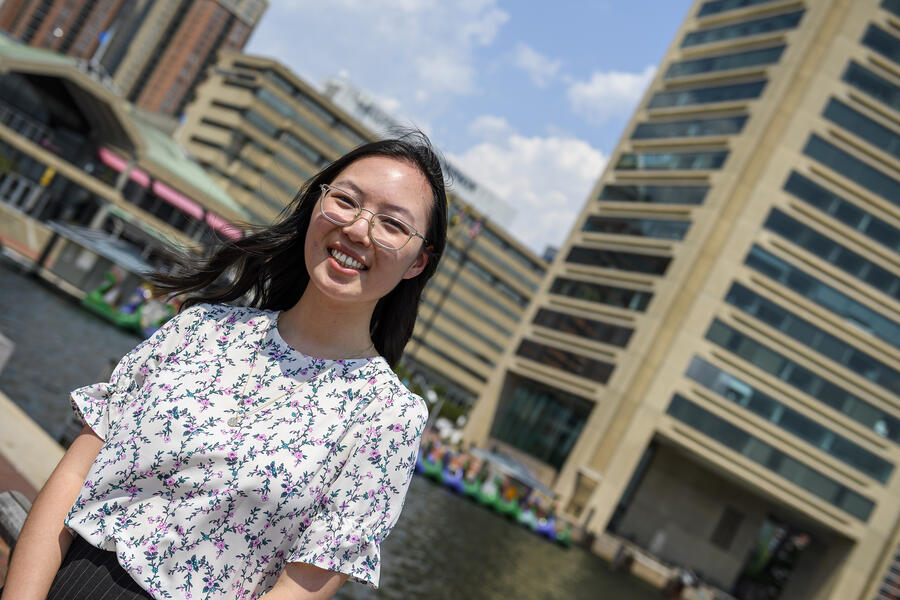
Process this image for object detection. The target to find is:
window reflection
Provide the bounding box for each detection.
[567,246,671,275]
[705,319,900,443]
[632,116,747,139]
[533,308,634,348]
[685,356,894,482]
[803,134,899,206]
[599,184,708,205]
[666,46,784,78]
[862,24,900,65]
[516,339,615,384]
[823,98,900,161]
[616,150,728,170]
[682,10,804,47]
[549,277,653,311]
[842,61,900,111]
[698,0,782,17]
[582,215,691,240]
[667,395,874,521]
[648,81,765,108]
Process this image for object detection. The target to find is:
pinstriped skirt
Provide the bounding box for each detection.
[46,535,152,600]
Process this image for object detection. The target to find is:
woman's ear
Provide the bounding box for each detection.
[402,250,429,280]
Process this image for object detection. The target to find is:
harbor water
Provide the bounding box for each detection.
[0,257,658,599]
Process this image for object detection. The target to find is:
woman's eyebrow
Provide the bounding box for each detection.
[332,179,416,221]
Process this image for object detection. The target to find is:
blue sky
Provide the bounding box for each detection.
[246,0,696,253]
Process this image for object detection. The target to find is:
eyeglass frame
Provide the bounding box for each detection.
[318,184,428,251]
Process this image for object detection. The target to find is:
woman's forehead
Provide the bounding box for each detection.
[332,157,431,219]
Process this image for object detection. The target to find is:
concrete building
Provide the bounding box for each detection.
[177,52,548,406]
[0,0,267,117]
[464,1,900,598]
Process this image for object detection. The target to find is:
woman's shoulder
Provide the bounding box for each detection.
[366,359,429,423]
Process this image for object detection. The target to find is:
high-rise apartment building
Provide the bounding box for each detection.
[0,0,267,117]
[177,52,548,406]
[464,1,899,598]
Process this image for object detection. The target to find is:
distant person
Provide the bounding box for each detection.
[2,132,448,599]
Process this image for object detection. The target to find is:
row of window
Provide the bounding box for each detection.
[706,319,899,443]
[823,98,900,162]
[533,308,634,348]
[682,10,804,48]
[490,372,594,469]
[467,239,539,291]
[884,0,900,17]
[566,246,672,275]
[726,282,899,394]
[685,356,893,483]
[598,184,709,205]
[648,81,765,109]
[616,150,729,171]
[697,0,782,17]
[443,244,529,307]
[843,61,899,112]
[862,24,900,65]
[764,208,899,300]
[426,281,513,337]
[516,339,615,384]
[549,277,653,312]
[666,45,784,79]
[409,336,487,383]
[667,394,874,521]
[424,323,494,367]
[783,172,899,253]
[256,87,345,155]
[632,115,747,140]
[469,220,545,275]
[804,134,898,208]
[582,215,691,240]
[420,296,505,353]
[745,245,900,349]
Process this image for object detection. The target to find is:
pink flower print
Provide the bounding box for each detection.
[147,544,158,555]
[391,423,404,432]
[236,524,246,533]
[226,451,237,461]
[368,377,377,386]
[350,534,360,544]
[140,366,150,376]
[261,494,269,502]
[166,477,175,487]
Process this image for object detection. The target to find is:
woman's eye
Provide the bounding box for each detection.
[334,195,356,209]
[380,217,410,235]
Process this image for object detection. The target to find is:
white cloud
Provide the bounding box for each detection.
[512,43,562,88]
[449,118,607,255]
[467,114,514,142]
[247,0,509,119]
[567,65,656,124]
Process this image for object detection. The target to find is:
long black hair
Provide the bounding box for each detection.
[151,132,448,366]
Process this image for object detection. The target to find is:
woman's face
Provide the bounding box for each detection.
[303,155,431,311]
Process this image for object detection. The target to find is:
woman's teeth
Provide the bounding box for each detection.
[330,249,367,270]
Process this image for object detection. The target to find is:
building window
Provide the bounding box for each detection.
[549,277,653,311]
[616,150,728,170]
[803,134,899,206]
[666,46,784,78]
[842,61,899,111]
[764,208,899,300]
[705,319,900,443]
[883,0,900,17]
[862,24,900,65]
[745,245,900,348]
[686,356,894,482]
[822,98,900,161]
[631,116,747,139]
[648,81,765,109]
[582,216,691,240]
[666,395,875,521]
[244,109,278,137]
[566,246,671,275]
[726,281,900,394]
[783,172,899,252]
[682,10,804,47]
[697,0,783,17]
[516,339,615,384]
[710,506,744,550]
[490,372,594,469]
[599,184,708,205]
[533,308,634,347]
[409,336,487,382]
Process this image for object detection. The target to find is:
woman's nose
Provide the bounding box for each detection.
[343,212,373,244]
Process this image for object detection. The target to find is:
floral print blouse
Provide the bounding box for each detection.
[65,304,427,599]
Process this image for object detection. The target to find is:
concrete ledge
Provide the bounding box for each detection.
[0,390,63,491]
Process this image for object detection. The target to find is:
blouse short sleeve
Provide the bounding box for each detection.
[69,303,206,440]
[287,389,427,588]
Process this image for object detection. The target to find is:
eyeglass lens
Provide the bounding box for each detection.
[321,187,415,250]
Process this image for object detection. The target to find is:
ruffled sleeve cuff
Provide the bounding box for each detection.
[287,510,381,588]
[70,382,117,440]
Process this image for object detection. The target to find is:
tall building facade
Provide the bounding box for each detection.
[177,52,548,406]
[464,1,899,598]
[0,0,267,117]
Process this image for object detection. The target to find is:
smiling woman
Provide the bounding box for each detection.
[1,132,448,600]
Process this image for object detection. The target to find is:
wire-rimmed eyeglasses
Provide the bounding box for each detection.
[319,184,427,251]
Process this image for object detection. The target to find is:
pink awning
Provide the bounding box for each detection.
[205,212,242,240]
[152,181,205,220]
[98,147,150,187]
